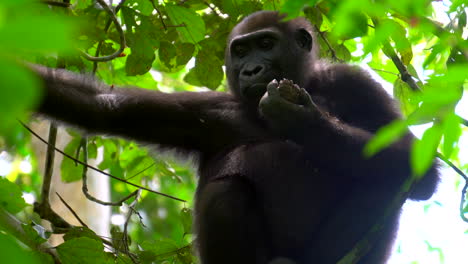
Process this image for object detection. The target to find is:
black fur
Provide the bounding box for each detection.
[32,11,439,264]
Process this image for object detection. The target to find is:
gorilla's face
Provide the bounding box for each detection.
[225,13,314,108]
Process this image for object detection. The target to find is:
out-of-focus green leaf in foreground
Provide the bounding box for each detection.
[57,237,110,264]
[0,178,27,214]
[0,0,75,144]
[0,232,44,264]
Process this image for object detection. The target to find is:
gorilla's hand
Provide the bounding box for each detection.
[259,79,319,135]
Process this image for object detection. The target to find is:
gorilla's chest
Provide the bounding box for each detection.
[200,140,342,247]
[201,141,310,182]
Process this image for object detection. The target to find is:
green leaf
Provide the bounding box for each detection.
[383,20,412,65]
[363,20,396,56]
[126,0,154,16]
[411,124,443,177]
[124,14,159,76]
[0,178,27,214]
[423,42,447,69]
[0,59,41,136]
[333,11,368,39]
[121,6,137,31]
[97,139,118,171]
[0,8,74,53]
[304,6,323,27]
[184,48,224,89]
[145,239,178,258]
[441,112,462,159]
[222,0,256,18]
[126,51,156,76]
[22,223,48,244]
[335,44,351,61]
[74,0,93,10]
[111,227,131,252]
[138,250,157,263]
[63,227,101,242]
[281,0,316,19]
[0,232,42,264]
[126,30,156,75]
[364,120,408,157]
[459,10,467,30]
[180,208,193,236]
[88,141,98,159]
[60,137,83,183]
[159,41,177,70]
[165,5,206,44]
[176,245,196,264]
[449,0,465,12]
[0,0,33,7]
[393,78,419,116]
[57,237,111,264]
[175,43,196,67]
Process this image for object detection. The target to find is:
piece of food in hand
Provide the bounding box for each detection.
[277,79,302,104]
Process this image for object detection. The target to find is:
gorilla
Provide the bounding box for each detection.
[30,11,439,264]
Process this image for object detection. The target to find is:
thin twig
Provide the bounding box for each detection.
[437,153,468,223]
[126,163,155,180]
[149,0,167,31]
[41,1,71,7]
[461,117,468,127]
[203,1,220,16]
[122,191,141,264]
[80,0,126,62]
[20,121,187,203]
[80,137,140,206]
[56,192,89,227]
[92,0,128,73]
[42,124,57,205]
[371,18,421,92]
[461,183,468,222]
[154,244,192,259]
[33,124,72,230]
[370,68,399,76]
[314,25,339,62]
[437,153,468,181]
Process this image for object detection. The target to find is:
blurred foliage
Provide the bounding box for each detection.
[0,0,466,263]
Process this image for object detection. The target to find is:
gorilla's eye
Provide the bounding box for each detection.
[233,44,248,57]
[259,37,274,50]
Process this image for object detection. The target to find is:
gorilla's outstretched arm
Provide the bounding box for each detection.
[31,65,260,154]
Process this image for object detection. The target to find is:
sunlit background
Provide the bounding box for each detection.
[379,1,468,263]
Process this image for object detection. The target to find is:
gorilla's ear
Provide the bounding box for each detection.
[295,28,313,51]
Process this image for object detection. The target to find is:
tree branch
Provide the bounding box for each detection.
[33,123,72,230]
[149,0,168,31]
[314,25,340,62]
[437,153,468,223]
[41,1,71,7]
[461,117,468,127]
[56,192,88,228]
[79,137,140,206]
[92,0,128,73]
[80,0,126,62]
[371,18,421,91]
[0,208,60,262]
[20,121,187,203]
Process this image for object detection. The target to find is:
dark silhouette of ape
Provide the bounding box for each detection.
[32,11,439,264]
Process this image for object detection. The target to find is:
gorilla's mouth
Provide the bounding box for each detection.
[241,83,267,101]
